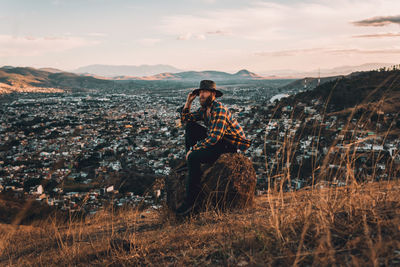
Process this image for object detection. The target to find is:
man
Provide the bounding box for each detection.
[176,80,251,216]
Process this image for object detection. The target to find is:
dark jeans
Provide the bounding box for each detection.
[184,121,237,205]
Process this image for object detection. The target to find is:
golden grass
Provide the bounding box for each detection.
[1,180,399,266]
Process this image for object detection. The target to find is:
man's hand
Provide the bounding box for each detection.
[187,92,197,103]
[186,150,192,160]
[184,92,197,110]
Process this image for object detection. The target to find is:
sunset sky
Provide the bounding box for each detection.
[1,0,400,74]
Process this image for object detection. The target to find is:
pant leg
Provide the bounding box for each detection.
[218,138,238,154]
[186,145,222,205]
[185,121,207,152]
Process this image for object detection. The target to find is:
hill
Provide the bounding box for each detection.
[1,180,399,266]
[279,69,400,114]
[0,67,113,94]
[279,75,343,92]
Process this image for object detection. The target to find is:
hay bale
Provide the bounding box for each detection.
[165,154,256,212]
[201,153,256,210]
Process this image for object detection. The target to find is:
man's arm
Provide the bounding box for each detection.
[180,92,202,122]
[184,92,196,110]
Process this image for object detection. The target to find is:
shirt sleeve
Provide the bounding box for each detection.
[181,107,203,122]
[192,106,228,151]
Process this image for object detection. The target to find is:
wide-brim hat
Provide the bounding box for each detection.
[192,80,223,97]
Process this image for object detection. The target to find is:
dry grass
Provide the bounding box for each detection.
[0,180,399,266]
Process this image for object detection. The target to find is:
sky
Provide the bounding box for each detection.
[1,0,400,74]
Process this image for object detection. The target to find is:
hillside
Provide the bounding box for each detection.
[0,67,113,94]
[279,69,400,114]
[279,75,343,92]
[1,180,399,266]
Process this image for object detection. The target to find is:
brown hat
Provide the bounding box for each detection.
[192,80,223,97]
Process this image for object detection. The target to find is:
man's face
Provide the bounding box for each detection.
[199,90,215,107]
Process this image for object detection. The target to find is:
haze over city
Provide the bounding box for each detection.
[1,0,400,74]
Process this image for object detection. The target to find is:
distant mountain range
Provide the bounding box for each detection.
[73,65,266,81]
[2,63,398,95]
[0,67,266,94]
[74,63,395,80]
[262,63,395,78]
[73,64,183,77]
[111,69,264,81]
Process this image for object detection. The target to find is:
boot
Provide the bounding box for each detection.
[176,200,194,216]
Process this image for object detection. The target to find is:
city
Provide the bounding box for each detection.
[0,81,287,213]
[1,79,399,214]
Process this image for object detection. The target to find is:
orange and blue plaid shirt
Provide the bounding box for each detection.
[181,100,251,151]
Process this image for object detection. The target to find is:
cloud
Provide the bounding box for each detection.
[353,32,400,38]
[160,4,284,41]
[137,38,161,46]
[160,1,374,42]
[88,32,108,37]
[206,30,230,36]
[159,0,400,46]
[196,34,206,40]
[176,33,205,41]
[0,34,99,57]
[328,48,400,55]
[25,36,37,41]
[44,36,65,41]
[177,33,192,40]
[255,47,400,57]
[256,48,328,57]
[352,15,400,27]
[52,0,62,5]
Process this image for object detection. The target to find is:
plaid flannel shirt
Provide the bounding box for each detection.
[181,100,251,151]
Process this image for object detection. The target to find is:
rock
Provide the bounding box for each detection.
[165,153,256,212]
[201,153,257,210]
